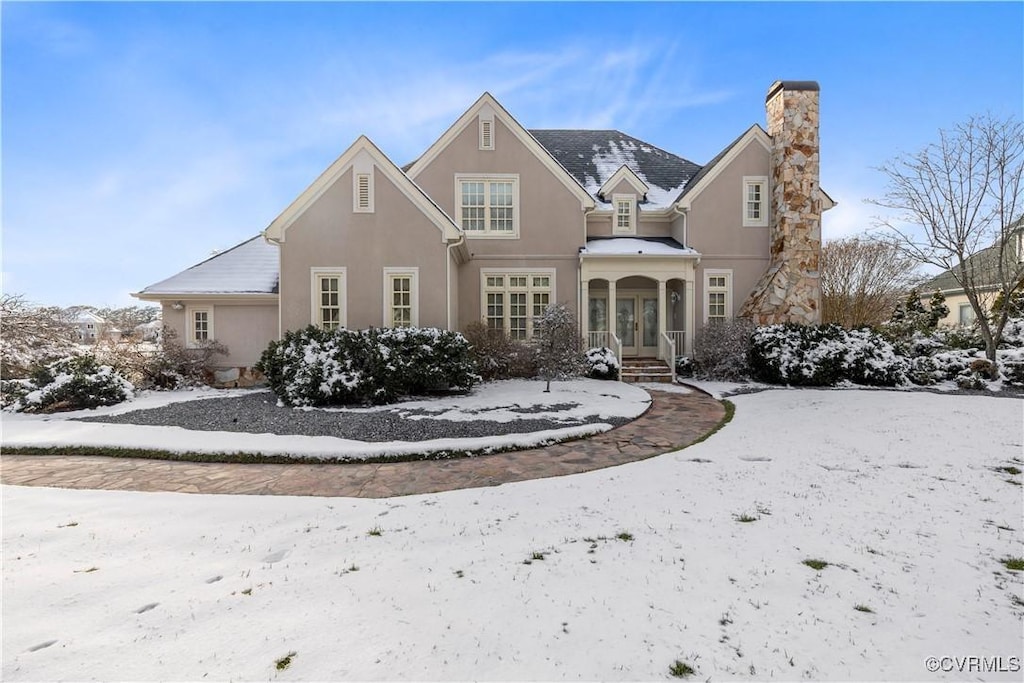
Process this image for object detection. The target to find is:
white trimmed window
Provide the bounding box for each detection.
[354,172,374,213]
[743,176,768,227]
[456,174,519,237]
[186,305,214,346]
[311,268,347,330]
[958,303,976,326]
[704,270,732,323]
[479,116,494,150]
[613,194,636,235]
[383,267,419,328]
[482,271,554,340]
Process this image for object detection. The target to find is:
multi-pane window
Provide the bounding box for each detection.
[483,272,553,339]
[705,272,731,323]
[613,195,635,234]
[186,306,213,346]
[458,176,518,236]
[390,275,412,328]
[743,177,768,227]
[317,275,342,330]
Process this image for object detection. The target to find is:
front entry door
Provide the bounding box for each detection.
[616,293,660,357]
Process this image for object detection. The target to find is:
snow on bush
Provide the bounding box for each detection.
[585,347,619,380]
[693,318,754,380]
[749,323,907,387]
[256,326,478,407]
[6,355,134,413]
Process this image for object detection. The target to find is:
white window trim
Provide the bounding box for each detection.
[703,269,733,323]
[480,268,556,339]
[382,267,420,328]
[612,193,636,235]
[742,176,769,227]
[455,173,520,239]
[479,114,494,151]
[185,305,214,347]
[310,267,347,330]
[958,303,976,326]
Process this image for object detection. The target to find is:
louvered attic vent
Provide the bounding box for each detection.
[480,119,493,150]
[355,172,372,212]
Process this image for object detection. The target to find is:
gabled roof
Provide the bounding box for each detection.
[134,235,280,298]
[406,93,596,210]
[530,129,701,210]
[598,165,649,199]
[676,125,770,205]
[74,310,106,324]
[264,135,462,243]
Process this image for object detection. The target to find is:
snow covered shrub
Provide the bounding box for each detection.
[998,348,1024,385]
[462,321,536,380]
[12,355,134,412]
[674,356,694,378]
[532,304,583,391]
[0,379,32,409]
[749,324,906,387]
[884,288,948,342]
[999,317,1024,348]
[585,347,619,380]
[256,326,476,407]
[692,318,754,380]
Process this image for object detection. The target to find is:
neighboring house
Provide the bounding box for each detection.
[73,311,117,344]
[134,80,834,379]
[922,221,1024,327]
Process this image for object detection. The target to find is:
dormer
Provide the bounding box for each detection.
[598,164,649,202]
[599,165,647,235]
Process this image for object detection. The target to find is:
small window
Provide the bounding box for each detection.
[743,176,769,227]
[704,270,732,323]
[612,194,636,234]
[354,172,373,213]
[384,268,418,328]
[958,303,976,326]
[311,269,346,330]
[479,118,494,150]
[186,306,214,346]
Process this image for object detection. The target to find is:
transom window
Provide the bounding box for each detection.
[482,271,554,340]
[743,176,768,227]
[456,175,519,237]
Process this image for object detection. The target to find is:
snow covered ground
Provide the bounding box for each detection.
[3,389,1022,681]
[0,380,651,459]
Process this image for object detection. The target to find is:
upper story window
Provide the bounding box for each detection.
[743,176,769,227]
[612,194,636,235]
[456,174,519,238]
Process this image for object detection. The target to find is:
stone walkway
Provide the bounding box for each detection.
[0,388,725,498]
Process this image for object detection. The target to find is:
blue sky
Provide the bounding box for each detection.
[3,1,1022,308]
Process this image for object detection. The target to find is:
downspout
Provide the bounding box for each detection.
[263,231,283,340]
[446,234,465,331]
[580,206,596,340]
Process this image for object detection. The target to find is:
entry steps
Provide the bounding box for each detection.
[619,357,674,383]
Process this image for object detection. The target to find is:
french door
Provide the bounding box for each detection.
[615,293,659,357]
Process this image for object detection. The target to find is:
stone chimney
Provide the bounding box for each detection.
[741,80,822,325]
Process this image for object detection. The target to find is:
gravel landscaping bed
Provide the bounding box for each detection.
[77,391,632,441]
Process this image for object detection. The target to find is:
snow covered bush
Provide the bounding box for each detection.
[998,348,1024,385]
[749,324,907,387]
[693,318,754,380]
[462,321,536,380]
[256,326,477,407]
[585,347,619,380]
[8,355,134,413]
[674,356,694,378]
[532,304,583,391]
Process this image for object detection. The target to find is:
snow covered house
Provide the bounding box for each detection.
[73,310,118,344]
[134,81,834,382]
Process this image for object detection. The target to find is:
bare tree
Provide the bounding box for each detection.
[820,237,922,328]
[0,293,78,378]
[871,114,1024,365]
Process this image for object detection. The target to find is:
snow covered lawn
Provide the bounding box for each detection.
[0,379,651,460]
[3,389,1022,681]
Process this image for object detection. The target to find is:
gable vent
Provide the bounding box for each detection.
[480,119,494,150]
[355,172,373,212]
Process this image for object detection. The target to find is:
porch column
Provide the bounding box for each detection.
[607,278,617,339]
[657,279,667,360]
[580,279,590,340]
[684,276,696,356]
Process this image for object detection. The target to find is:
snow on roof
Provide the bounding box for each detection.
[75,311,106,324]
[581,237,699,256]
[530,130,701,210]
[138,236,279,296]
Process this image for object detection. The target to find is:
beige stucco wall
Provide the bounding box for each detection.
[932,290,996,327]
[684,140,773,326]
[161,300,277,368]
[279,166,452,333]
[411,115,587,329]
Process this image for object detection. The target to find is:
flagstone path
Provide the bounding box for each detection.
[0,388,726,498]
